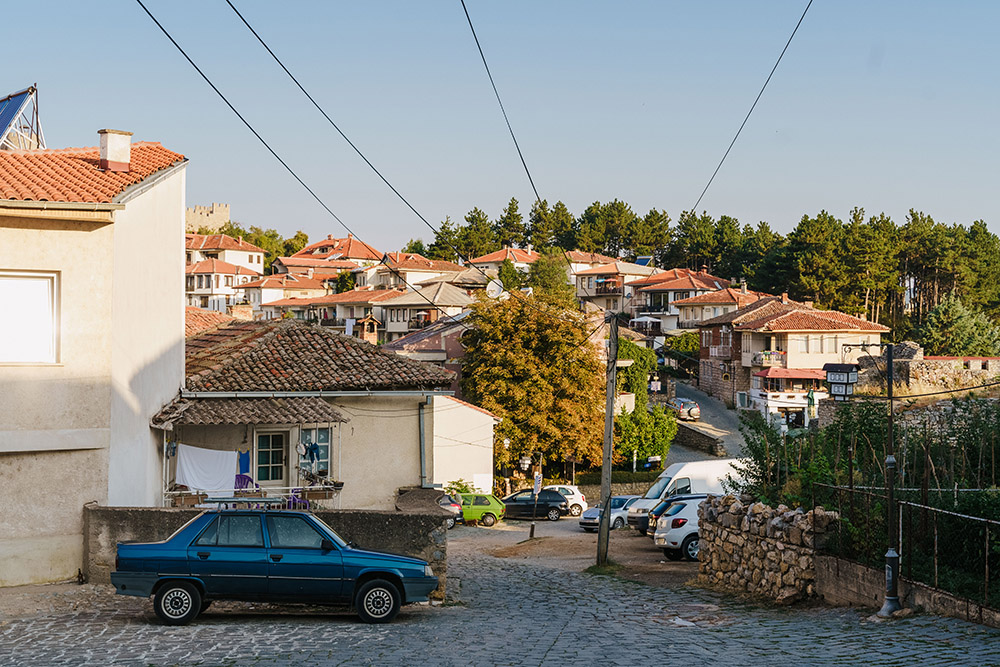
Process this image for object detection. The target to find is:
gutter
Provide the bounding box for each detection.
[0,199,123,212]
[113,159,189,204]
[180,390,454,399]
[418,395,434,489]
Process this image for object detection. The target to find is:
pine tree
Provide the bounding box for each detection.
[493,197,526,248]
[427,217,460,261]
[497,259,523,290]
[921,293,1000,356]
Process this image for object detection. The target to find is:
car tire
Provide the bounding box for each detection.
[355,578,401,624]
[612,517,624,529]
[480,513,497,527]
[582,527,596,533]
[638,528,647,536]
[681,534,700,561]
[445,517,456,530]
[569,504,583,517]
[153,580,202,626]
[663,548,682,561]
[546,508,561,521]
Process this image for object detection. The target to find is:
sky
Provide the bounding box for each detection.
[8,1,999,250]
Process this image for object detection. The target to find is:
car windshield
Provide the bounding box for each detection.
[609,497,627,509]
[304,514,349,547]
[644,476,672,499]
[623,497,641,509]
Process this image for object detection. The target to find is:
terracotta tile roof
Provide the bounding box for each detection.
[152,396,346,428]
[443,395,499,420]
[415,267,497,288]
[274,256,360,270]
[575,261,662,277]
[630,268,729,289]
[564,250,617,264]
[382,312,470,351]
[185,259,260,276]
[382,252,463,272]
[0,141,184,203]
[185,233,265,253]
[753,368,827,379]
[261,289,405,308]
[380,282,474,308]
[671,287,770,307]
[700,296,890,333]
[184,319,454,391]
[292,234,381,261]
[185,306,236,337]
[469,248,540,264]
[239,274,327,290]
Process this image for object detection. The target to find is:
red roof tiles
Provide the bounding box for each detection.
[185,233,265,253]
[470,248,540,264]
[185,259,260,276]
[564,250,617,264]
[630,268,729,289]
[0,142,184,203]
[292,234,381,261]
[239,274,327,290]
[672,287,770,307]
[382,252,463,272]
[185,306,236,337]
[701,296,890,333]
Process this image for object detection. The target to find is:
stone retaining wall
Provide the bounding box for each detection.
[83,506,448,598]
[577,482,654,501]
[697,494,837,603]
[674,422,727,457]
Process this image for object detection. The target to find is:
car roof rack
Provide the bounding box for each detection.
[203,497,289,511]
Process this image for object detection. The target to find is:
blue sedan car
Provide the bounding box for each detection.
[111,508,438,625]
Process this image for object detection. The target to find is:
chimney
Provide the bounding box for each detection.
[306,268,314,279]
[98,129,132,172]
[741,279,748,294]
[327,234,334,240]
[804,300,814,308]
[781,292,789,304]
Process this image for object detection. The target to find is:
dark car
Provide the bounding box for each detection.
[636,498,673,536]
[111,508,438,625]
[502,489,569,521]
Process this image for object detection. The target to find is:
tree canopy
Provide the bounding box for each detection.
[203,221,308,273]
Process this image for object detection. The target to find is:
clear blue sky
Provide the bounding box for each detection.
[10,1,999,250]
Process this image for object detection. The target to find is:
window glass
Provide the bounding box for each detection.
[197,515,263,547]
[194,517,220,546]
[300,428,331,473]
[462,496,472,506]
[610,497,627,510]
[267,516,324,549]
[257,434,286,482]
[512,491,532,501]
[644,476,671,499]
[473,496,490,506]
[673,477,692,495]
[0,272,58,363]
[663,502,687,517]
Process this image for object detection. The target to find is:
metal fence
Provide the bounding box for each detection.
[814,483,1000,608]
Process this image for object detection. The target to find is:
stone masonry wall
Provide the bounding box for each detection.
[698,494,837,604]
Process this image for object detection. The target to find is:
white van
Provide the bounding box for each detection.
[626,459,741,534]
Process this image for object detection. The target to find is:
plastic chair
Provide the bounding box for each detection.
[235,474,258,490]
[287,488,310,510]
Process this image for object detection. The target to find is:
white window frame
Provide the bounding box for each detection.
[0,270,60,364]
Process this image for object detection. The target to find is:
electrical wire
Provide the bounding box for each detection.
[134,0,469,331]
[690,0,814,213]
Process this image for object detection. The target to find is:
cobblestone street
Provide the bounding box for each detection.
[2,527,999,666]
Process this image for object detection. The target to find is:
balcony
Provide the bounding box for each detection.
[709,345,731,358]
[677,319,700,329]
[319,318,347,328]
[752,350,787,367]
[595,281,623,295]
[407,317,434,330]
[637,304,669,315]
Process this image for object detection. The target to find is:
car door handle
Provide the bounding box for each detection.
[197,552,210,560]
[270,554,283,562]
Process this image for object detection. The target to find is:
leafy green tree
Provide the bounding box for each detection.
[427,216,461,261]
[527,247,575,308]
[335,270,355,293]
[921,293,1000,357]
[617,337,656,412]
[497,259,523,290]
[626,208,671,263]
[493,197,526,248]
[528,199,554,249]
[205,221,308,274]
[665,210,717,270]
[614,406,676,467]
[461,295,605,469]
[785,210,848,309]
[402,238,427,255]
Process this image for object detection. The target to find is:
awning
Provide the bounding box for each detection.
[753,368,827,380]
[629,316,660,323]
[152,396,347,430]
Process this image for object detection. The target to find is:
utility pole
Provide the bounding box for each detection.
[878,342,902,616]
[597,312,618,566]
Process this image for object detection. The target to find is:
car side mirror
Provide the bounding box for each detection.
[321,539,335,551]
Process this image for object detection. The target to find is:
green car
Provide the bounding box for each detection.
[458,493,506,527]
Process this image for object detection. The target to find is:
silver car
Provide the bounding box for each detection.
[579,495,640,532]
[668,397,701,421]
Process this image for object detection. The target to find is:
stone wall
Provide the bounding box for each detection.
[698,360,751,409]
[697,494,837,603]
[577,482,655,501]
[83,506,448,598]
[674,422,727,457]
[185,202,230,233]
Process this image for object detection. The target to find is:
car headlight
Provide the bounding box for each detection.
[424,565,434,577]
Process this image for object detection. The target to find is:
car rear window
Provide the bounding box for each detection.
[663,502,686,517]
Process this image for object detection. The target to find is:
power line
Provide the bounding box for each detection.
[690,0,814,213]
[133,0,469,332]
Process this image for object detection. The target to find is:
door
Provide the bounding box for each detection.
[187,514,268,597]
[256,433,288,488]
[507,490,533,518]
[265,515,344,600]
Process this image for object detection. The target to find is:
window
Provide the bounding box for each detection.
[299,427,331,474]
[798,335,809,353]
[195,515,263,547]
[257,433,286,482]
[225,275,233,287]
[672,478,691,495]
[214,275,220,288]
[0,271,59,363]
[197,275,204,289]
[266,516,325,549]
[473,495,491,506]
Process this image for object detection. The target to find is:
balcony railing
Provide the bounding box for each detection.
[595,282,623,295]
[709,345,731,358]
[408,318,434,330]
[677,319,700,329]
[638,305,669,315]
[319,318,347,327]
[752,350,787,367]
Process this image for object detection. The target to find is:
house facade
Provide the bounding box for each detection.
[380,282,474,342]
[375,252,463,289]
[698,295,889,427]
[185,232,265,271]
[0,130,187,586]
[469,247,540,274]
[668,284,769,331]
[629,269,730,335]
[291,233,382,267]
[237,273,328,317]
[184,258,259,311]
[575,261,663,311]
[383,312,470,397]
[272,256,359,278]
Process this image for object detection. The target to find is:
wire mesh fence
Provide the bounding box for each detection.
[814,483,1000,608]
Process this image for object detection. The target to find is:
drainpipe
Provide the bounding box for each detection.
[418,396,433,488]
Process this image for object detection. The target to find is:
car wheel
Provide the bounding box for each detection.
[569,504,583,517]
[663,548,682,560]
[153,580,201,626]
[355,578,401,624]
[546,508,561,521]
[681,534,700,561]
[445,516,456,530]
[638,528,647,536]
[612,517,624,529]
[582,527,596,533]
[480,513,497,527]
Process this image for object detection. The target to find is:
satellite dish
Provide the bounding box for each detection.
[486,279,505,299]
[295,442,307,456]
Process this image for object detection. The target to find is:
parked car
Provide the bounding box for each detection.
[458,492,506,527]
[578,495,639,532]
[438,493,464,529]
[543,484,588,517]
[653,494,707,561]
[627,459,741,534]
[502,489,569,521]
[111,508,438,625]
[642,498,675,537]
[667,397,701,421]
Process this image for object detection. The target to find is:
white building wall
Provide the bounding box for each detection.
[429,396,495,493]
[108,166,187,506]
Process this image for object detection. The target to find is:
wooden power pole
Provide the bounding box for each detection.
[597,312,618,566]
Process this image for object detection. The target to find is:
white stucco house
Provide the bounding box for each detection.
[0,129,187,586]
